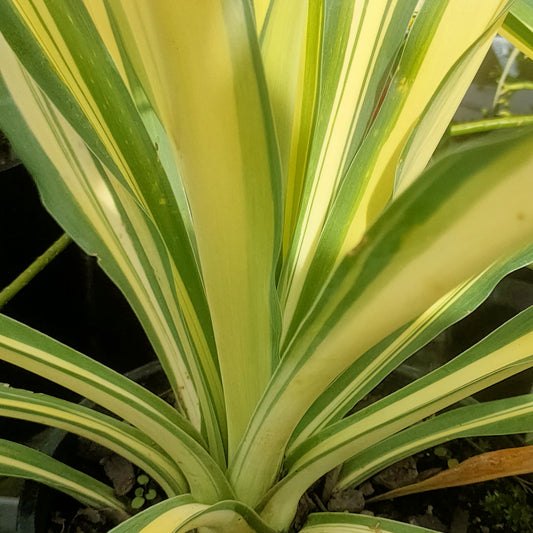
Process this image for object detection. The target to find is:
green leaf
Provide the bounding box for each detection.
[278,0,323,260]
[0,386,185,496]
[300,513,437,533]
[131,496,145,510]
[288,240,533,452]
[252,0,271,34]
[230,126,533,507]
[501,0,533,59]
[281,0,512,348]
[145,489,157,501]
[0,314,233,503]
[106,0,283,457]
[260,1,309,186]
[278,0,418,344]
[260,308,533,529]
[137,474,150,486]
[0,1,226,462]
[338,394,533,490]
[0,439,127,514]
[109,495,276,533]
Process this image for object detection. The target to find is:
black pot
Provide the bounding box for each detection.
[14,361,170,533]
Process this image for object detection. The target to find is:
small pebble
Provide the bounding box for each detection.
[360,481,375,497]
[327,487,365,513]
[373,457,418,489]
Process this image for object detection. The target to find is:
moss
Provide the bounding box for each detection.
[480,480,533,532]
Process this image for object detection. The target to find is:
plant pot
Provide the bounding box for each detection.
[12,361,170,533]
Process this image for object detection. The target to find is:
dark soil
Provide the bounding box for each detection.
[35,433,533,533]
[42,437,164,533]
[291,436,533,533]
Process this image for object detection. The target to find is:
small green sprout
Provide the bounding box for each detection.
[130,474,159,512]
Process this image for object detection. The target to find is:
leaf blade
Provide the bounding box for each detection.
[108,496,276,533]
[259,308,533,529]
[281,0,513,349]
[0,439,127,513]
[0,13,226,461]
[501,0,533,59]
[106,0,283,456]
[230,126,533,506]
[0,386,186,496]
[301,513,438,533]
[0,313,234,502]
[288,240,533,451]
[369,445,533,502]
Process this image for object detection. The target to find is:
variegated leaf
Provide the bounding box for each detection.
[0,439,127,514]
[109,495,275,533]
[0,3,226,463]
[0,386,186,496]
[230,126,533,508]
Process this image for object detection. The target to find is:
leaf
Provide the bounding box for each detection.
[0,439,127,515]
[0,386,185,496]
[288,240,533,452]
[0,1,226,462]
[300,512,437,533]
[106,0,283,456]
[501,0,533,59]
[279,0,418,344]
[109,495,276,533]
[260,0,309,184]
[338,394,533,490]
[369,445,533,502]
[280,0,511,348]
[252,0,271,34]
[230,125,533,508]
[0,314,233,503]
[259,306,533,530]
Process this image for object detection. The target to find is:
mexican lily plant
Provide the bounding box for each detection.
[2,1,533,532]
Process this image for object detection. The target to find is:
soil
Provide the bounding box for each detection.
[33,433,533,533]
[42,437,164,533]
[23,360,533,533]
[291,435,533,533]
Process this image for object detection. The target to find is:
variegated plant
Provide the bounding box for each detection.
[1,1,533,532]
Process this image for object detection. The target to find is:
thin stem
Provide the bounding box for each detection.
[449,115,533,136]
[0,233,72,310]
[492,46,520,111]
[501,81,533,94]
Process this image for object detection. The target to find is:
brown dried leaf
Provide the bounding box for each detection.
[368,445,533,502]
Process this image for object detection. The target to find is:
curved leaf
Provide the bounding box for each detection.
[230,126,533,507]
[0,0,226,460]
[279,0,418,344]
[300,513,436,533]
[259,308,533,529]
[280,0,511,347]
[0,386,186,496]
[0,439,127,514]
[501,0,533,58]
[0,314,234,503]
[106,0,283,457]
[338,394,533,490]
[288,241,533,451]
[109,495,275,533]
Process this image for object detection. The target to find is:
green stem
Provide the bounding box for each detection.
[0,233,72,310]
[450,115,533,136]
[502,81,533,94]
[493,47,520,111]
